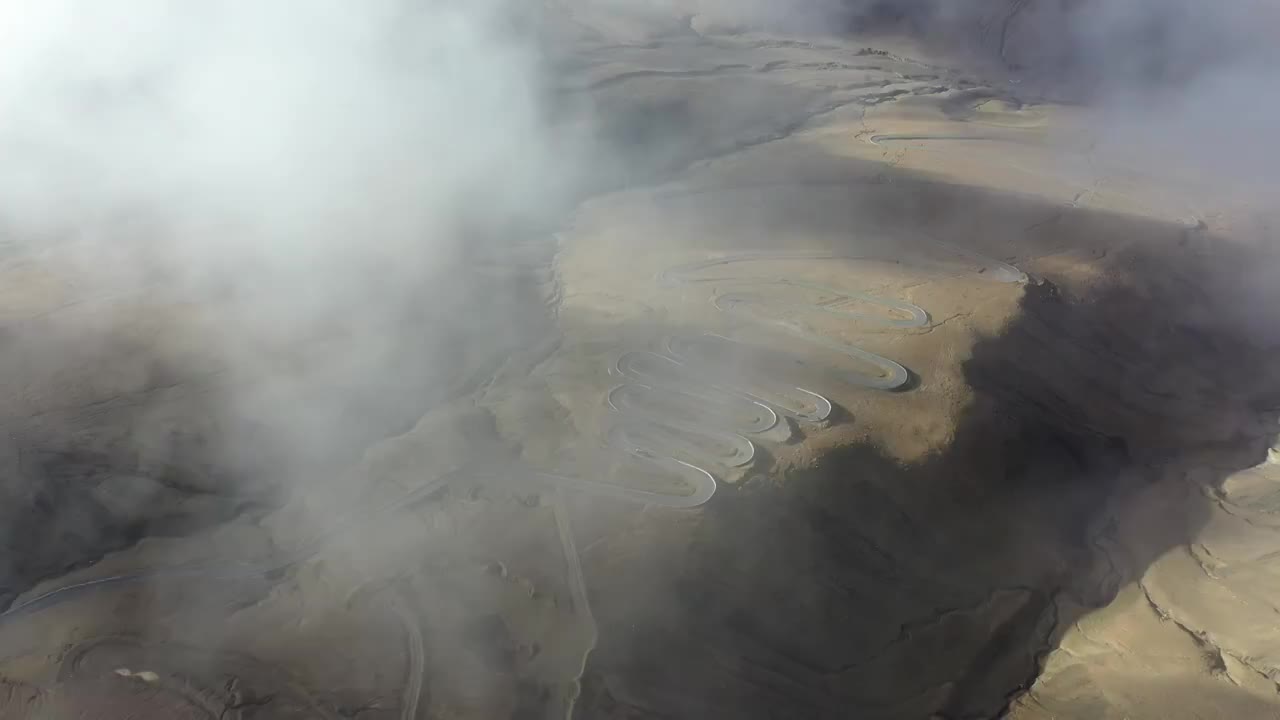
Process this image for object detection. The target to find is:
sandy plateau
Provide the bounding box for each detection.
[2,4,1280,720]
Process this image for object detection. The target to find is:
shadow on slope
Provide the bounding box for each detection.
[571,147,1280,719]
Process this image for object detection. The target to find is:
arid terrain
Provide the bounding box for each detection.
[1,2,1279,719]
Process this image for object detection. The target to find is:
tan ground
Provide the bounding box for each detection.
[2,5,1280,719]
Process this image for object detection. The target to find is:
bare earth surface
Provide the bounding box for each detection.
[3,5,1280,719]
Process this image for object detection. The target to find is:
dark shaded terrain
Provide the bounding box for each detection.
[568,153,1280,718]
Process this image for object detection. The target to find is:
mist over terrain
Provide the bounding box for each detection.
[0,1,1278,719]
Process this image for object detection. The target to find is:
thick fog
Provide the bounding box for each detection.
[0,0,569,324]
